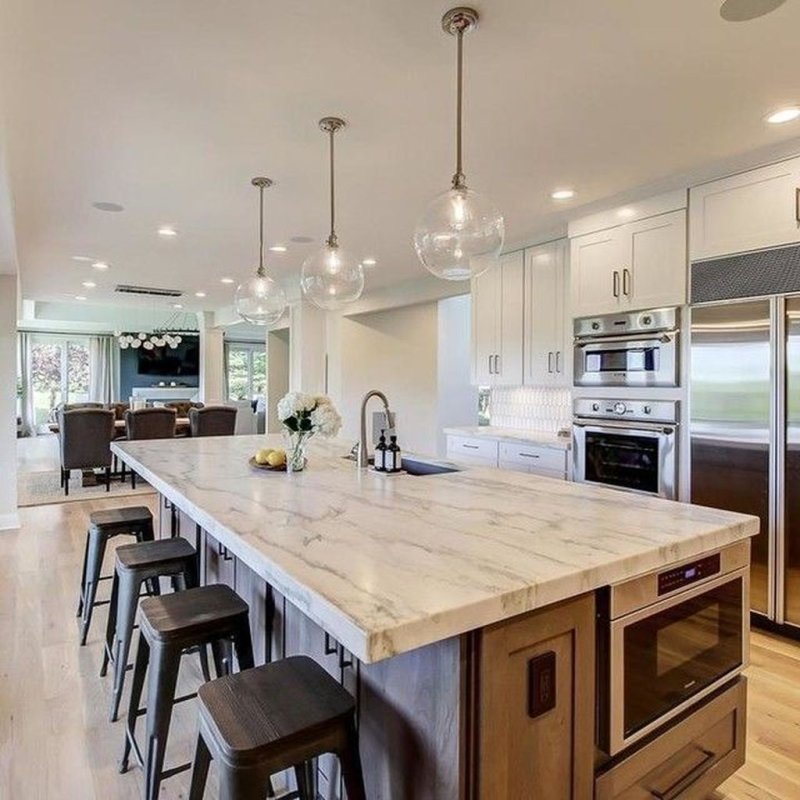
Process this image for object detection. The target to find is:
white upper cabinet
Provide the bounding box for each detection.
[524,239,570,386]
[689,157,800,261]
[570,208,687,317]
[471,251,524,386]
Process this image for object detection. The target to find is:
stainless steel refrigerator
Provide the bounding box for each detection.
[690,296,800,628]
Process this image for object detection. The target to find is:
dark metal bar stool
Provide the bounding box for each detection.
[188,656,367,800]
[77,506,154,645]
[101,536,205,722]
[120,584,255,800]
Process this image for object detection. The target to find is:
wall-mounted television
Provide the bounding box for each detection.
[137,336,200,376]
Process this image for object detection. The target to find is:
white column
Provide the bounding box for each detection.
[0,274,19,530]
[198,312,225,403]
[289,300,327,394]
[266,328,290,433]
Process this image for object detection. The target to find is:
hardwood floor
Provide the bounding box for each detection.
[1,496,798,799]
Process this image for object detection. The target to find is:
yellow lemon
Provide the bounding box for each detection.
[254,448,273,465]
[267,449,286,467]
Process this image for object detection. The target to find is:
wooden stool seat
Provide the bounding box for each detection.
[116,536,196,570]
[77,506,154,646]
[189,657,366,800]
[101,537,204,722]
[139,585,250,643]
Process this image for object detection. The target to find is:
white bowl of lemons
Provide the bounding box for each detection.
[249,447,288,471]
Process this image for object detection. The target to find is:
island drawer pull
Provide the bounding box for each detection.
[338,645,353,670]
[518,452,540,459]
[650,747,716,800]
[324,632,338,656]
[217,542,233,562]
[461,443,480,449]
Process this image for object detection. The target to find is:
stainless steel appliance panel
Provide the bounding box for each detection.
[690,301,772,616]
[784,297,800,626]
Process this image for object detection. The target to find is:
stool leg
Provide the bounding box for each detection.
[131,471,137,490]
[210,639,232,678]
[100,571,120,678]
[294,762,317,800]
[338,720,367,800]
[198,645,212,683]
[120,634,150,773]
[80,531,107,645]
[232,616,255,671]
[188,731,212,800]
[218,764,272,800]
[77,533,90,617]
[144,642,182,800]
[109,572,142,722]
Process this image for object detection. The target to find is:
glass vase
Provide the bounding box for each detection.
[286,430,312,472]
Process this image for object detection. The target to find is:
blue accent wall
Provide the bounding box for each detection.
[119,343,199,401]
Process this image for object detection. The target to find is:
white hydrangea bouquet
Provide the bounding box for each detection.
[277,391,342,471]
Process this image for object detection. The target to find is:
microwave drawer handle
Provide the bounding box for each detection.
[650,747,716,800]
[573,419,677,434]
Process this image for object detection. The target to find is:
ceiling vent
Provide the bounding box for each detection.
[115,284,183,298]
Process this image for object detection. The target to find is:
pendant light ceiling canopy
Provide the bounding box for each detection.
[414,7,504,282]
[234,177,288,327]
[300,117,365,311]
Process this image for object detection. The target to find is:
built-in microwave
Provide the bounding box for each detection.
[597,542,750,756]
[573,307,679,388]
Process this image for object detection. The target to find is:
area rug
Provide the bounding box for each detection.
[17,470,157,507]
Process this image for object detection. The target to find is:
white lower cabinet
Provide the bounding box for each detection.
[446,435,568,479]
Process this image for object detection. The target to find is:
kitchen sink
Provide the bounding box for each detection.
[343,454,461,476]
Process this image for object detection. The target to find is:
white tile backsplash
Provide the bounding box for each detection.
[490,386,572,432]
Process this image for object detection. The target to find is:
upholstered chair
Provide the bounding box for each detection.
[123,408,177,489]
[188,406,237,437]
[58,408,115,496]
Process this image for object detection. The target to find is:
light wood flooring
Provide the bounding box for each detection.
[1,496,799,799]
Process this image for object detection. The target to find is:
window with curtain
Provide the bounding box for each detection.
[226,342,266,402]
[29,336,90,424]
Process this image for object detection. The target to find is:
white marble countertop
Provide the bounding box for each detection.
[113,435,757,664]
[444,425,571,450]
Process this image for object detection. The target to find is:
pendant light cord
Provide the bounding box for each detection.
[257,183,265,277]
[452,27,466,191]
[327,127,338,248]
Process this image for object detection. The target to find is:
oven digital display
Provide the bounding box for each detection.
[658,554,721,595]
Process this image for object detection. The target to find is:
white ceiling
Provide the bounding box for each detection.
[3,0,800,314]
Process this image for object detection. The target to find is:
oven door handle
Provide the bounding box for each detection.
[573,419,677,434]
[574,329,678,347]
[650,747,716,800]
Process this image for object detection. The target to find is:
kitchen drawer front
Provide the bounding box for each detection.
[498,441,567,472]
[498,461,566,480]
[595,678,746,800]
[446,436,499,464]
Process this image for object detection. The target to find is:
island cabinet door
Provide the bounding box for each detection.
[478,593,595,800]
[233,560,274,666]
[203,531,236,589]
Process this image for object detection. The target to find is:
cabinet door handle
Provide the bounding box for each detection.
[338,645,353,670]
[650,747,716,800]
[488,355,494,375]
[324,632,338,656]
[494,354,500,374]
[622,268,631,297]
[795,187,800,224]
[547,352,553,373]
[519,452,540,459]
[555,351,561,373]
[612,270,620,298]
[462,443,480,450]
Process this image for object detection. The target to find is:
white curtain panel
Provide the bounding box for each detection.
[17,332,36,437]
[89,335,120,403]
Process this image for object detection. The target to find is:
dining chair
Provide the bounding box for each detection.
[188,406,237,437]
[58,408,115,496]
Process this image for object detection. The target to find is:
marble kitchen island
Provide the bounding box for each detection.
[113,434,759,800]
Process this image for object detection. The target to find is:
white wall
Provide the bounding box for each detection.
[267,328,290,433]
[0,275,19,529]
[335,303,439,457]
[436,295,478,455]
[198,312,224,403]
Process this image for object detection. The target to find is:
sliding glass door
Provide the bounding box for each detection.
[30,337,90,425]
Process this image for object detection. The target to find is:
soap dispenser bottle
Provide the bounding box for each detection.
[374,430,387,472]
[387,435,401,473]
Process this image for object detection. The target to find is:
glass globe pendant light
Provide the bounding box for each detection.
[300,117,364,311]
[235,177,287,326]
[414,7,504,281]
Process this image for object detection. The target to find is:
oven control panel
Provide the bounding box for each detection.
[573,398,678,424]
[657,553,721,596]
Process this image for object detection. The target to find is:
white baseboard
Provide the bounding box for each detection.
[0,512,20,531]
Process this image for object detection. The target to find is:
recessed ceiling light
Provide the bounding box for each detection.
[720,0,787,22]
[195,291,207,298]
[268,245,287,253]
[551,189,575,200]
[92,261,110,270]
[617,207,637,219]
[82,280,96,288]
[71,255,93,262]
[92,201,124,212]
[765,106,800,124]
[362,258,377,266]
[220,277,235,284]
[74,295,87,301]
[172,303,183,309]
[158,226,178,237]
[290,235,314,244]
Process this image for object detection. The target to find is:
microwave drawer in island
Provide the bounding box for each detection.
[595,678,746,800]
